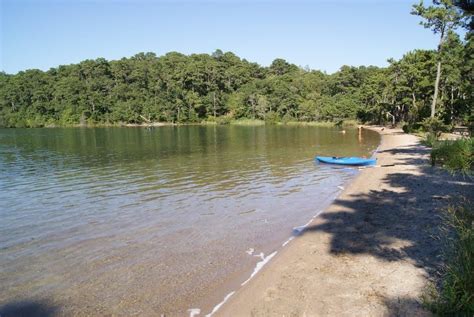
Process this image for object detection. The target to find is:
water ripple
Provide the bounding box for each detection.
[0,126,380,315]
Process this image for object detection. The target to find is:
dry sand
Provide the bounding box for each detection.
[215,127,473,317]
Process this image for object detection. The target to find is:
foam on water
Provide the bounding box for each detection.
[205,291,235,317]
[188,308,201,317]
[282,236,294,247]
[241,251,278,286]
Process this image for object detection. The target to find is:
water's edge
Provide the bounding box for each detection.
[0,126,381,316]
[200,127,382,316]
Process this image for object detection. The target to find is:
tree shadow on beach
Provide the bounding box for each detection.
[377,144,431,166]
[383,297,431,317]
[0,300,58,317]
[300,137,474,314]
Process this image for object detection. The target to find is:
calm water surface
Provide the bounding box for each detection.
[0,126,379,316]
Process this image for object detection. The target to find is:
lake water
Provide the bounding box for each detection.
[0,125,379,316]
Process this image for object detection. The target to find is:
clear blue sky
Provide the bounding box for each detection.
[1,0,446,74]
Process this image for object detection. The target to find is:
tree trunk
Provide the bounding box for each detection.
[431,29,445,119]
[213,92,216,117]
[250,98,256,119]
[412,92,417,110]
[411,92,417,122]
[450,86,454,124]
[139,114,151,123]
[431,61,442,118]
[190,88,194,120]
[386,111,395,126]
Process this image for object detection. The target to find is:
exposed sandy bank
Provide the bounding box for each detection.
[215,127,474,316]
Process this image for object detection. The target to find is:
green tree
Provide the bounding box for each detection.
[411,0,464,118]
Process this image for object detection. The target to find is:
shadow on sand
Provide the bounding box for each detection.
[300,140,473,315]
[0,300,58,317]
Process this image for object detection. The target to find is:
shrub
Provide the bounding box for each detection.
[422,117,450,137]
[424,201,474,315]
[264,111,280,124]
[402,123,411,133]
[341,119,359,127]
[230,118,265,126]
[281,113,295,124]
[215,115,232,125]
[334,119,344,127]
[421,132,439,148]
[468,114,474,136]
[402,122,423,134]
[430,138,473,176]
[206,115,217,122]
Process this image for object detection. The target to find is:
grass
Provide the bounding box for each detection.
[210,119,346,127]
[282,120,360,127]
[430,138,473,176]
[283,121,335,127]
[422,136,473,315]
[200,120,218,125]
[424,200,474,316]
[229,118,265,126]
[340,119,360,127]
[420,132,439,147]
[202,117,265,125]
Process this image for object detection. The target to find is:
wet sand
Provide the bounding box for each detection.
[215,127,474,316]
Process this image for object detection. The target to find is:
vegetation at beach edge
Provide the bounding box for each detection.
[423,200,474,315]
[429,138,473,175]
[404,6,473,309]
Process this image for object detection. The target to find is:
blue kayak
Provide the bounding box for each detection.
[316,156,376,166]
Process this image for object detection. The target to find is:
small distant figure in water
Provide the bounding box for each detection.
[358,126,363,143]
[381,127,385,131]
[341,130,346,134]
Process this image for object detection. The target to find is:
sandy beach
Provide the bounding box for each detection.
[215,127,474,316]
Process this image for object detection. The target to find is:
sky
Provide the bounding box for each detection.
[0,0,448,74]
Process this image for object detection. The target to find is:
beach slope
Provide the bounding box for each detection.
[216,127,473,316]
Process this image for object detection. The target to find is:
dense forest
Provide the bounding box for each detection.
[0,1,472,129]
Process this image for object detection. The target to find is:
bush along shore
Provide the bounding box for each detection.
[431,138,473,176]
[422,132,473,315]
[423,199,474,315]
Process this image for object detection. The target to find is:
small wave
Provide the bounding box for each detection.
[241,251,277,286]
[205,291,235,317]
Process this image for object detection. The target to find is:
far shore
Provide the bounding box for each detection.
[213,126,474,316]
[15,119,361,129]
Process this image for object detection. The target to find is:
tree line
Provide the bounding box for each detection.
[0,1,472,128]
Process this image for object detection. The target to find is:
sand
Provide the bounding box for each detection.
[215,127,474,316]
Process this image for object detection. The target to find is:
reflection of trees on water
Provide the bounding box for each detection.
[1,126,379,174]
[0,126,381,201]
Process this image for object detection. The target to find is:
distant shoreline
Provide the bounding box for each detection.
[3,119,361,129]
